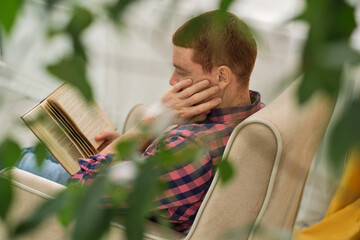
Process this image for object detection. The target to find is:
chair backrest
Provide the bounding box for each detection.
[185,80,335,240]
[122,104,148,134]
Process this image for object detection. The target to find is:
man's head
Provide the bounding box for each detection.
[172,10,256,85]
[169,10,257,108]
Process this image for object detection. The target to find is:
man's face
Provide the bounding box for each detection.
[169,46,217,87]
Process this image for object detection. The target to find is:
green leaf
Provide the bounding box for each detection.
[0,0,23,34]
[116,138,138,160]
[297,67,341,104]
[47,54,93,101]
[58,203,73,227]
[155,141,206,169]
[106,0,138,22]
[45,0,61,10]
[0,138,22,168]
[219,0,237,12]
[218,158,234,185]
[125,159,158,240]
[72,177,113,240]
[0,177,13,220]
[57,184,84,227]
[34,142,48,168]
[65,6,93,60]
[66,7,93,38]
[107,185,129,206]
[329,100,360,174]
[295,0,357,104]
[315,41,360,69]
[73,207,113,240]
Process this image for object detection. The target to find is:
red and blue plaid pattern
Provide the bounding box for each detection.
[72,90,263,231]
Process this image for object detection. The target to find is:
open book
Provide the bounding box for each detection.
[21,84,117,175]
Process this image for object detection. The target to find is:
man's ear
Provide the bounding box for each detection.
[216,66,232,90]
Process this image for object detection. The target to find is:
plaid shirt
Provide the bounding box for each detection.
[72,90,263,231]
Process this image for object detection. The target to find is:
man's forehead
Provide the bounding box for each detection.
[173,46,193,60]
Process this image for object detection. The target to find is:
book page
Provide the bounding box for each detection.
[42,101,92,157]
[49,84,117,150]
[22,105,82,175]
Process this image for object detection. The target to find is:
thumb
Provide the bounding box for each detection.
[95,132,108,141]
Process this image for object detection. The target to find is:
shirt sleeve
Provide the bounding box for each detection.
[71,154,113,185]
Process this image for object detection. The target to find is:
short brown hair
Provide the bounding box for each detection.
[172,10,257,84]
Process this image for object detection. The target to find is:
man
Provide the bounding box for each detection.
[72,10,262,231]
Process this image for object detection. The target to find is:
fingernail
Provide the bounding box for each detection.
[212,86,219,91]
[202,80,209,86]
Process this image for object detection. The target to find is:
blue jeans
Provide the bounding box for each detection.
[16,147,71,185]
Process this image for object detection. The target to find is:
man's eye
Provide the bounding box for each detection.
[176,71,187,77]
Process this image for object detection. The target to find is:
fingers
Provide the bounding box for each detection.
[97,142,108,152]
[178,80,209,99]
[190,113,208,123]
[185,86,220,106]
[172,79,192,93]
[98,141,116,154]
[94,131,120,142]
[161,78,222,124]
[96,131,120,152]
[188,97,222,117]
[95,131,108,141]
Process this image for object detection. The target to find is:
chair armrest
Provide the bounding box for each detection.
[0,168,185,240]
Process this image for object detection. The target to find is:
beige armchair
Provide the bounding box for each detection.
[0,79,335,240]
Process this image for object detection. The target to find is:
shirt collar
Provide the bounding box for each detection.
[205,90,262,124]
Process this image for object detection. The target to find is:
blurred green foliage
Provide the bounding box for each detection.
[295,0,360,169]
[0,0,23,34]
[0,138,21,168]
[44,5,94,101]
[296,0,359,104]
[125,158,159,240]
[64,6,94,61]
[44,0,61,10]
[57,184,84,227]
[0,177,13,220]
[116,138,138,160]
[34,142,47,168]
[330,100,360,172]
[219,0,237,12]
[71,176,114,240]
[106,0,140,22]
[47,54,93,101]
[218,157,234,185]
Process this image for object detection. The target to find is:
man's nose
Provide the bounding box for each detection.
[169,73,179,86]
